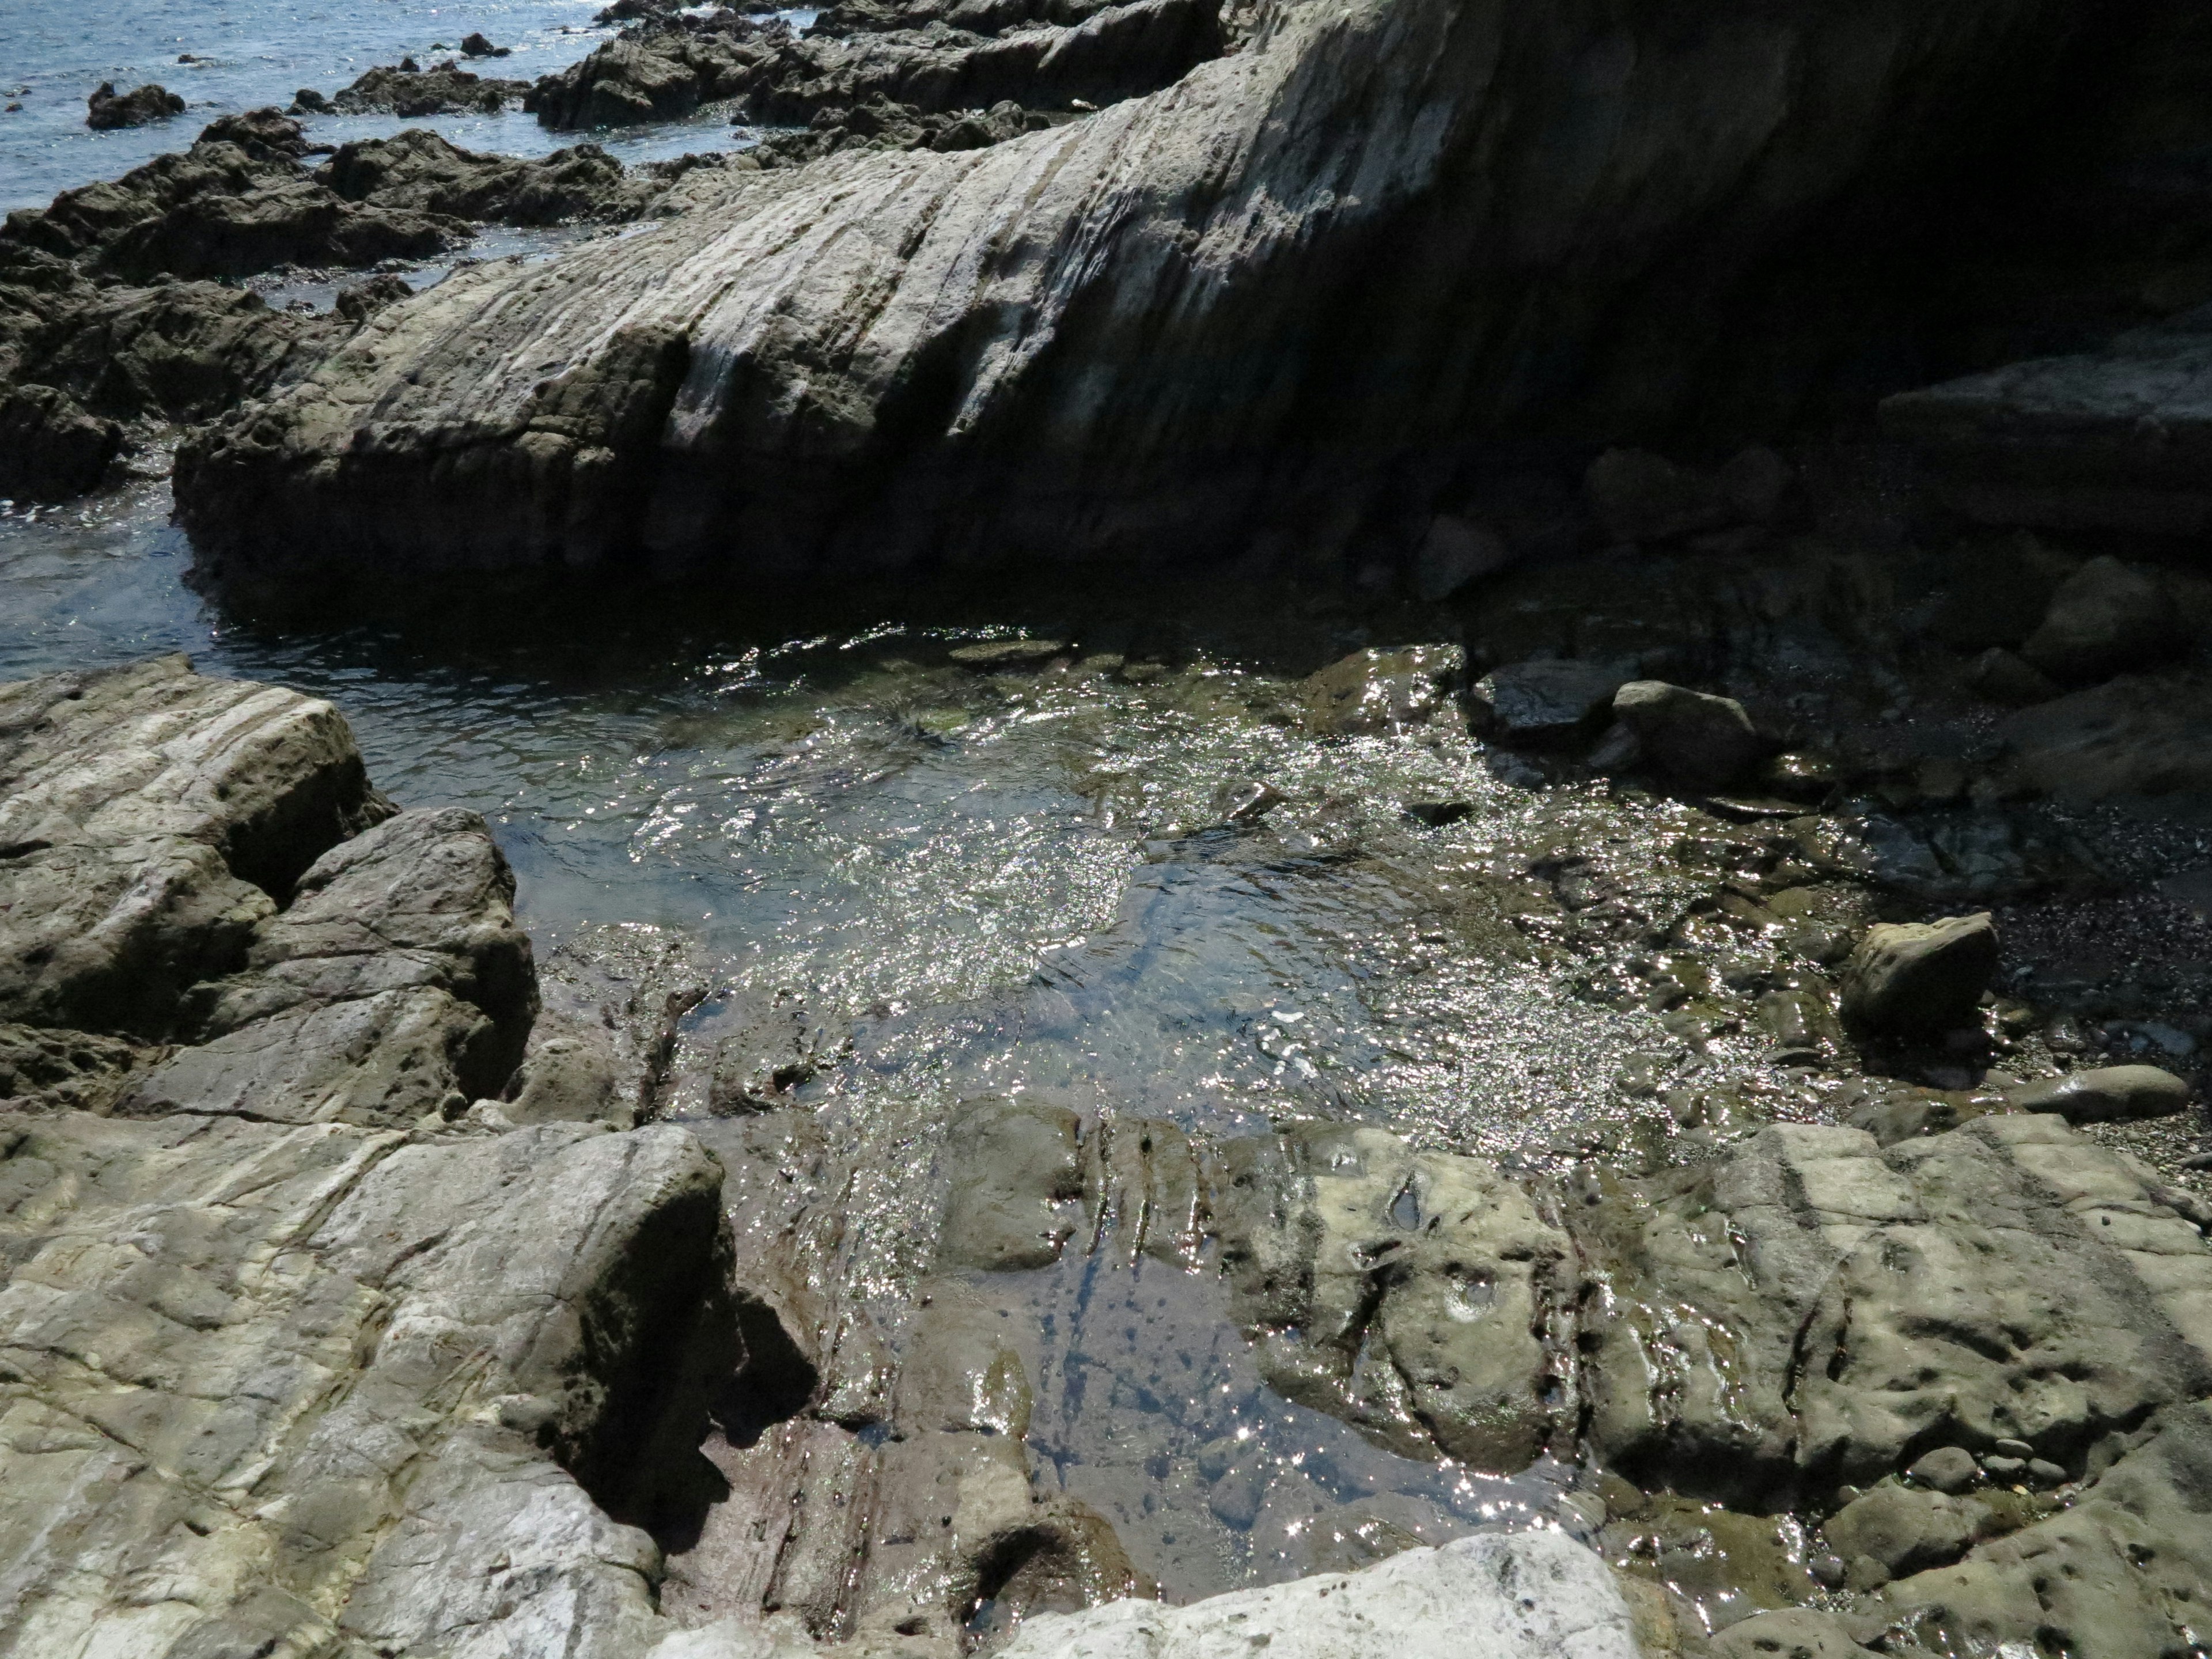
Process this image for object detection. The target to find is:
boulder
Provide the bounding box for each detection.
[1298,645,1463,736]
[119,806,539,1125]
[1468,660,1627,747]
[0,656,390,1038]
[2004,1063,2191,1123]
[1882,305,2212,539]
[1822,1484,1991,1583]
[1838,912,1998,1038]
[1585,448,1734,544]
[1610,679,1765,790]
[1412,515,1510,600]
[173,0,2109,586]
[993,1531,1639,1659]
[0,382,122,501]
[2021,555,2180,684]
[85,81,184,129]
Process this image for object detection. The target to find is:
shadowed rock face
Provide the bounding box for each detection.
[174,0,2087,592]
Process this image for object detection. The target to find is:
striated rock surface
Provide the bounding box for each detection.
[1572,1115,2212,1506]
[175,0,2096,588]
[0,655,389,1038]
[0,1109,730,1658]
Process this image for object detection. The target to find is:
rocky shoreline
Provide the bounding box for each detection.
[2,642,2209,1658]
[6,0,2212,1652]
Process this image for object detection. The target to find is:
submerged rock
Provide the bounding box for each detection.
[1211,1122,1571,1471]
[1299,645,1463,737]
[1839,912,1998,1038]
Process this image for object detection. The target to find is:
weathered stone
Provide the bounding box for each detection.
[1994,670,2212,798]
[506,922,710,1125]
[1571,1116,2212,1505]
[175,0,2106,584]
[1907,1446,1982,1495]
[0,1109,730,1657]
[1412,514,1510,600]
[0,382,122,502]
[1468,660,1627,748]
[1585,449,1734,544]
[1299,646,1463,737]
[994,1531,1639,1659]
[2021,555,2180,684]
[1964,644,2062,706]
[0,1022,162,1113]
[1611,679,1765,790]
[0,656,389,1038]
[329,59,530,115]
[2005,1063,2191,1124]
[85,81,184,130]
[1823,1484,1990,1581]
[1210,1122,1571,1472]
[1883,304,2212,539]
[936,1094,1084,1270]
[1838,912,1997,1038]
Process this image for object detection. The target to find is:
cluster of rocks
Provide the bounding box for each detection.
[0,108,744,502]
[294,56,533,118]
[519,0,1221,164]
[3,622,2210,1659]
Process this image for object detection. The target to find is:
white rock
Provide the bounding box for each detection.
[994,1531,1638,1659]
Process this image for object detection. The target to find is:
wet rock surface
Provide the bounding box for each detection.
[84,81,185,130]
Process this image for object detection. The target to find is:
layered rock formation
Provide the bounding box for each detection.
[0,111,747,502]
[173,0,2094,588]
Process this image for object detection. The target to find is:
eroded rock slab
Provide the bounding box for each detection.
[0,655,389,1038]
[0,1110,729,1658]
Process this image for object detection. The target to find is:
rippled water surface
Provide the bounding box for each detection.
[2,487,1706,1598]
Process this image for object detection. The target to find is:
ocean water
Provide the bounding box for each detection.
[0,0,797,213]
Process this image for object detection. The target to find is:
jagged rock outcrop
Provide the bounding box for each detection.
[85,80,185,130]
[523,0,1211,138]
[325,58,532,116]
[177,0,2095,590]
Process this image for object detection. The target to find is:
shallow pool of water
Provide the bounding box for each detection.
[2,485,1720,1603]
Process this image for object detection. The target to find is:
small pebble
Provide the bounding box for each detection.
[1993,1437,2033,1459]
[1983,1455,2027,1480]
[1808,1554,1847,1589]
[2027,1459,2068,1487]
